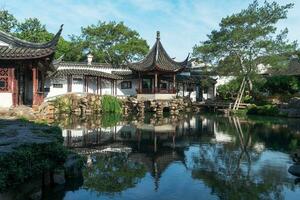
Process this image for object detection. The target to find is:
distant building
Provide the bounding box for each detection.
[0,30,217,108]
[45,32,217,102]
[0,25,63,108]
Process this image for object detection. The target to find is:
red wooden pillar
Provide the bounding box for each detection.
[11,68,18,106]
[32,67,38,105]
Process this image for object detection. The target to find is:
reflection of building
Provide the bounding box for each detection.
[61,115,241,191]
[0,26,62,107]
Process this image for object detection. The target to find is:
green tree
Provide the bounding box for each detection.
[83,152,146,195]
[0,9,17,33]
[15,18,77,60]
[193,1,297,104]
[78,21,149,66]
[16,18,53,43]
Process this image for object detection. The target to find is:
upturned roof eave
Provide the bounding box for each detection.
[0,24,63,49]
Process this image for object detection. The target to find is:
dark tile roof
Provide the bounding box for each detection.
[281,58,300,75]
[129,31,189,73]
[265,58,300,76]
[176,74,217,84]
[51,68,125,80]
[0,25,63,60]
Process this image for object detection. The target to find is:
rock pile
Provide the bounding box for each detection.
[280,97,300,118]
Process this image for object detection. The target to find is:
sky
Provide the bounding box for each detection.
[0,0,299,60]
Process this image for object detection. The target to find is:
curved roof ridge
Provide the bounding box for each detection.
[0,24,63,49]
[128,31,189,72]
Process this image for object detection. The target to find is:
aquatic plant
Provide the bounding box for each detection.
[101,113,122,128]
[101,95,122,113]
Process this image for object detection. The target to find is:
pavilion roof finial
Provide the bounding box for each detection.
[156,31,160,41]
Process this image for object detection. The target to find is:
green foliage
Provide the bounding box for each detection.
[0,125,67,191]
[0,9,17,32]
[247,104,279,116]
[52,95,73,114]
[265,75,300,95]
[83,152,146,195]
[217,79,241,100]
[101,95,122,113]
[101,113,122,128]
[77,21,149,66]
[193,1,297,98]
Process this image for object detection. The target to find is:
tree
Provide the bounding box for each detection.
[15,18,77,60]
[193,1,297,108]
[77,21,149,66]
[16,18,53,43]
[0,9,17,33]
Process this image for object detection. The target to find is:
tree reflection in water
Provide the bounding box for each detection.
[191,117,294,200]
[82,152,146,196]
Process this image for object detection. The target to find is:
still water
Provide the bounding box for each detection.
[46,114,300,200]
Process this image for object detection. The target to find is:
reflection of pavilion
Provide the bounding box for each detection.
[62,115,219,149]
[61,115,231,190]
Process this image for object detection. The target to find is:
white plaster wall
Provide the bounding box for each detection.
[87,77,97,94]
[215,76,234,87]
[72,77,84,93]
[137,93,176,100]
[101,79,112,95]
[0,93,13,107]
[177,85,197,102]
[117,79,137,97]
[45,78,68,98]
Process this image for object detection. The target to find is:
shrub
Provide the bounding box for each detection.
[264,75,300,95]
[101,95,122,113]
[247,104,279,116]
[0,125,67,191]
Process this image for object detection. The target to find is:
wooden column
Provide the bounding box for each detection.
[11,68,17,106]
[96,77,99,95]
[111,80,114,95]
[32,67,37,105]
[99,78,102,95]
[67,75,72,92]
[115,80,117,96]
[138,73,141,93]
[154,72,158,93]
[83,76,86,92]
[173,74,176,93]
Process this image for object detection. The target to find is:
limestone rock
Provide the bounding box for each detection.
[288,164,300,177]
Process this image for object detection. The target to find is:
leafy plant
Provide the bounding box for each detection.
[101,95,122,113]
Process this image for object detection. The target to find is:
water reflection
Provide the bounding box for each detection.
[48,114,300,200]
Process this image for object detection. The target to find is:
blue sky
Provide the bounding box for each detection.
[0,0,299,60]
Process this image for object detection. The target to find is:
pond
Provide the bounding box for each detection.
[45,113,300,200]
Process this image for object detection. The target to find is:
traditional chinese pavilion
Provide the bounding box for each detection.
[129,31,189,100]
[0,25,63,108]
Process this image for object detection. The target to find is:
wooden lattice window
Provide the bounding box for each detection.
[121,81,132,89]
[0,68,9,92]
